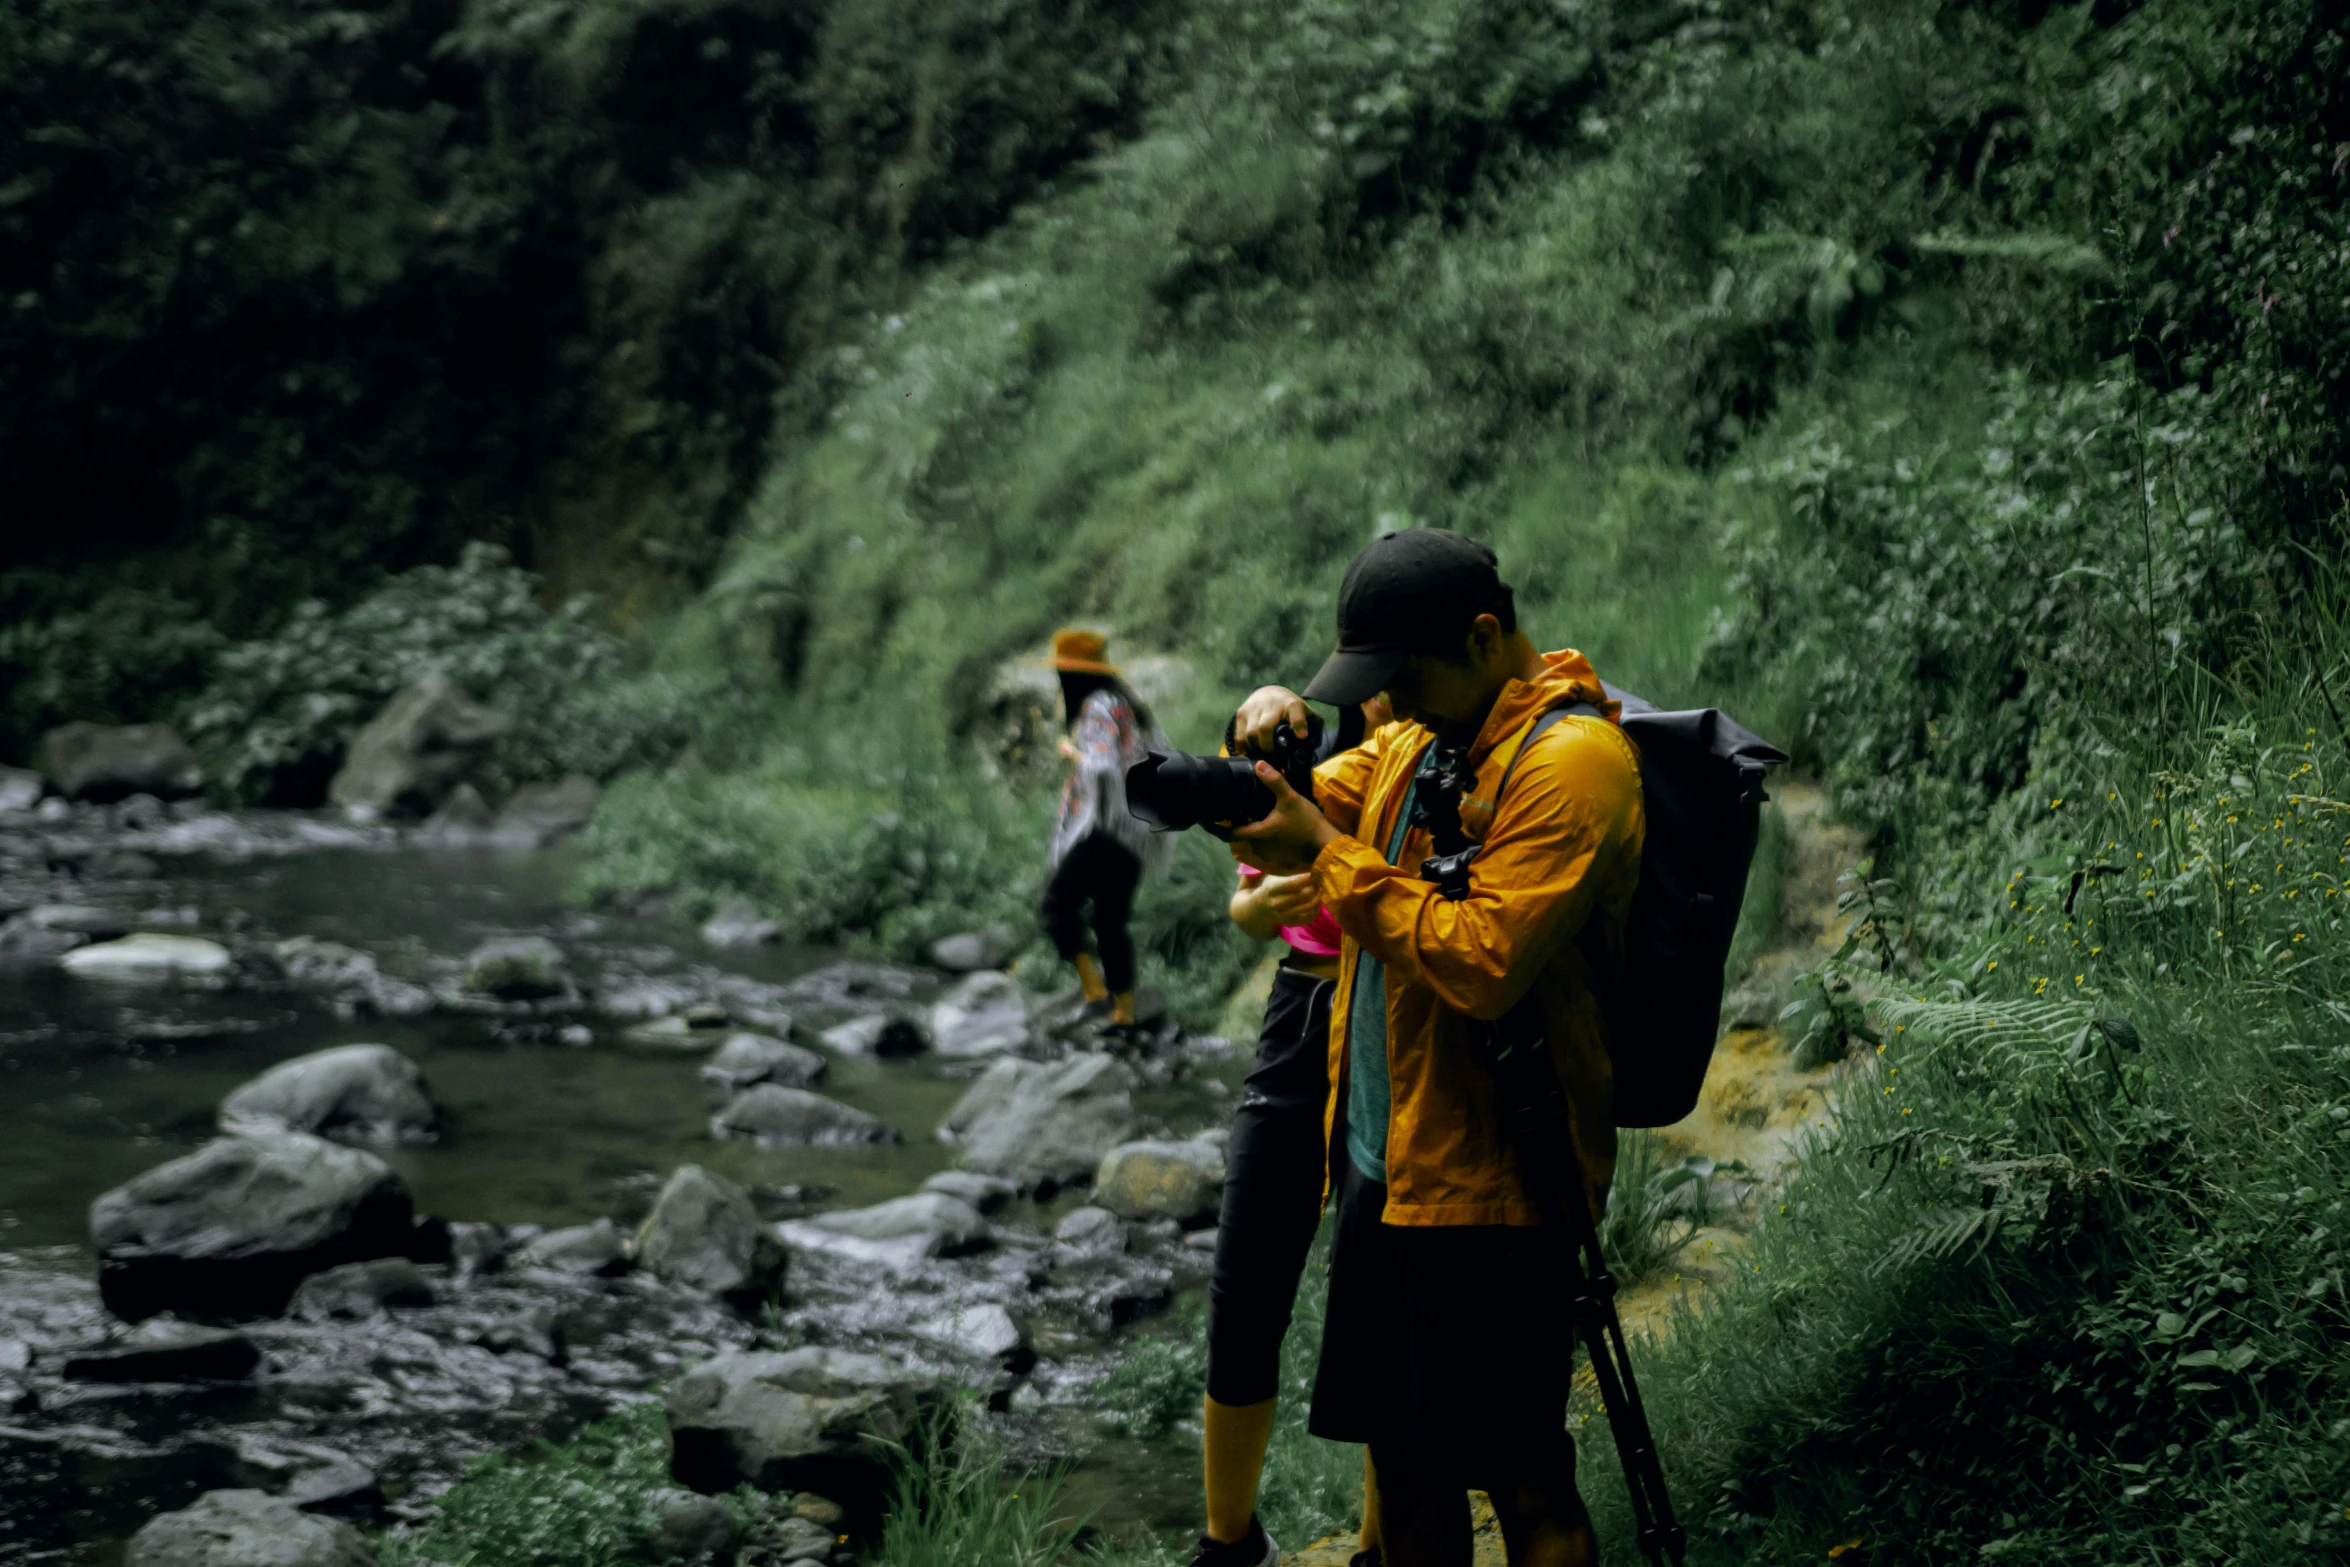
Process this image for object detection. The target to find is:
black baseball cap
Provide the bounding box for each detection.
[1301,529,1512,705]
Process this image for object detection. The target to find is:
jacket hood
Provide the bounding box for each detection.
[1462,648,1616,768]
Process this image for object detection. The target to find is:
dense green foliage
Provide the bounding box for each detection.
[0,0,1186,760]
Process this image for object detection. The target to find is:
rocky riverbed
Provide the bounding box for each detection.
[0,789,1244,1564]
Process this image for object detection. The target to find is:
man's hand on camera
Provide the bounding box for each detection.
[1233,686,1314,755]
[1230,761,1341,874]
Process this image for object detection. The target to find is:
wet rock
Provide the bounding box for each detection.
[1051,1206,1125,1257]
[21,903,133,937]
[926,926,1016,973]
[62,933,234,981]
[927,971,1029,1059]
[918,1170,1014,1214]
[635,1166,786,1305]
[701,1033,826,1100]
[416,783,496,841]
[491,774,600,846]
[462,936,567,1000]
[270,938,434,1018]
[1183,1227,1220,1252]
[909,1303,1029,1367]
[777,1193,988,1268]
[200,1432,381,1513]
[41,722,203,803]
[0,918,86,958]
[648,1492,739,1563]
[599,978,702,1020]
[219,1044,439,1147]
[701,898,779,949]
[64,1322,260,1382]
[328,674,508,821]
[626,1013,732,1051]
[513,1219,632,1277]
[744,1513,838,1564]
[944,1054,1136,1190]
[92,1133,419,1320]
[0,764,46,812]
[127,1489,375,1567]
[792,1495,846,1531]
[1093,1138,1226,1225]
[784,962,921,1008]
[815,1012,926,1058]
[711,1086,898,1148]
[665,1346,930,1507]
[287,1259,436,1321]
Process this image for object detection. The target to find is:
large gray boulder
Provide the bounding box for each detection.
[634,1166,785,1305]
[40,723,202,803]
[710,1086,898,1148]
[926,971,1029,1059]
[492,774,601,846]
[1093,1138,1227,1224]
[940,1054,1136,1190]
[700,1033,826,1101]
[665,1347,931,1508]
[776,1192,988,1268]
[218,1044,438,1147]
[327,674,508,820]
[816,1011,926,1058]
[127,1489,375,1567]
[90,1133,419,1320]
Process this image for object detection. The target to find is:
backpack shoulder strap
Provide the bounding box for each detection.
[1489,701,1595,815]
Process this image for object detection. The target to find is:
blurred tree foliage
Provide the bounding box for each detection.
[0,0,1184,759]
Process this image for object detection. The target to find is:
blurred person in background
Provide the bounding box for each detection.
[1041,629,1169,1027]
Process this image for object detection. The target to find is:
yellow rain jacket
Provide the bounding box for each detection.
[1310,648,1644,1226]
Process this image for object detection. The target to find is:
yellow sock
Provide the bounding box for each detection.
[1075,954,1108,1003]
[1112,990,1136,1025]
[1203,1394,1278,1544]
[1360,1448,1384,1555]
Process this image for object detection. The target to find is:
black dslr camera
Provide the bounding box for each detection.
[1126,712,1323,840]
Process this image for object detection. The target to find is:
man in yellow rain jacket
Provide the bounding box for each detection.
[1228,528,1643,1567]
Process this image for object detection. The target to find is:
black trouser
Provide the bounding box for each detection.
[1206,964,1337,1406]
[1038,833,1143,994]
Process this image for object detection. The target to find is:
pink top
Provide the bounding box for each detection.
[1237,866,1343,958]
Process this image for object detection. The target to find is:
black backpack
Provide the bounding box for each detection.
[1507,684,1785,1128]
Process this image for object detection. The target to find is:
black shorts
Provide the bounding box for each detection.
[1307,1153,1577,1482]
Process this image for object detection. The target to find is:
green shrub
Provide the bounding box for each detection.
[180,544,685,805]
[377,1402,705,1567]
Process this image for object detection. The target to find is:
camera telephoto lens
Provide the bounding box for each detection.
[1125,751,1272,834]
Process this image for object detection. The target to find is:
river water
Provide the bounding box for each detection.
[0,803,1225,1560]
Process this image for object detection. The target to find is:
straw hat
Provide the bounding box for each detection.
[1051,628,1120,676]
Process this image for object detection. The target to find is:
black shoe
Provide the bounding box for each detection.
[1189,1516,1278,1567]
[1349,1551,1383,1567]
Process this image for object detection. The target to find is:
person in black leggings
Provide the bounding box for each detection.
[1194,698,1387,1567]
[1039,629,1165,1025]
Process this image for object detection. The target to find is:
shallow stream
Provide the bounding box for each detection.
[0,805,1224,1562]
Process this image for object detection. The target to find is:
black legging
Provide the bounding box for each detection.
[1038,834,1143,994]
[1206,964,1336,1406]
